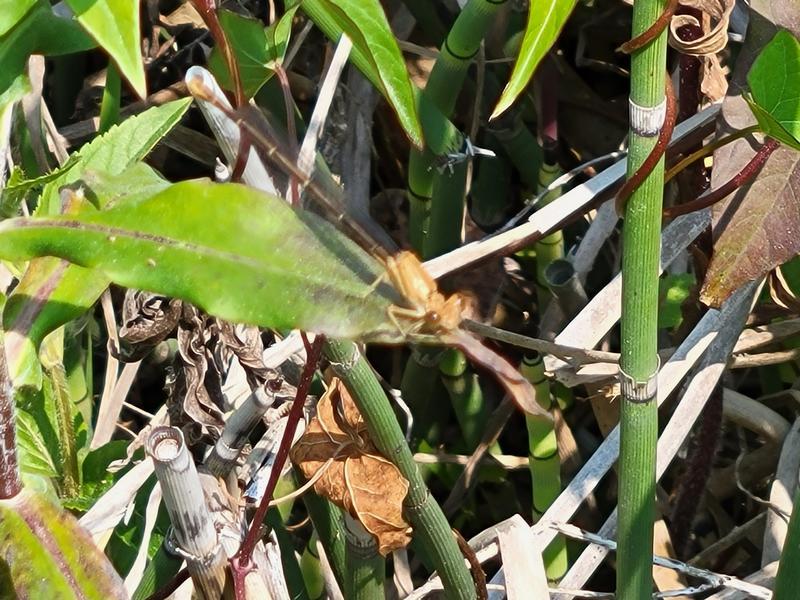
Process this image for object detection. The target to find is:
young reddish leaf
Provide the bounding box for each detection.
[700,146,800,306]
[700,23,800,306]
[207,8,297,98]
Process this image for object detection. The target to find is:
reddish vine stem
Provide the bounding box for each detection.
[663,138,780,218]
[191,0,246,107]
[614,0,679,215]
[231,334,326,593]
[618,0,680,53]
[144,568,190,600]
[615,75,677,215]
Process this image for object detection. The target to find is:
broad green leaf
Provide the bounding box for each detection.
[0,0,95,98]
[0,0,37,36]
[66,0,146,98]
[747,30,800,150]
[208,8,297,98]
[0,489,126,598]
[297,0,423,147]
[0,180,404,341]
[491,0,578,119]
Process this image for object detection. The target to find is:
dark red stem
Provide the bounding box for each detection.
[674,7,710,199]
[144,568,190,600]
[0,347,21,499]
[615,76,677,215]
[536,55,559,164]
[233,334,326,569]
[191,0,246,107]
[663,138,780,218]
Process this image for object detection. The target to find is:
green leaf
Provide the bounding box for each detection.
[208,8,297,98]
[0,1,95,98]
[62,440,129,512]
[0,489,126,598]
[65,0,146,98]
[747,30,800,149]
[16,385,63,480]
[658,273,694,330]
[0,180,403,341]
[40,97,191,214]
[4,166,171,390]
[0,73,30,111]
[491,0,578,119]
[297,0,423,147]
[0,0,37,36]
[3,101,187,391]
[0,155,81,217]
[16,409,59,479]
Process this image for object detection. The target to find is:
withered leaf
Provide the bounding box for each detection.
[290,378,412,555]
[700,146,800,307]
[117,289,182,362]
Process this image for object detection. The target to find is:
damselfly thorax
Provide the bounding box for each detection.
[383,251,474,338]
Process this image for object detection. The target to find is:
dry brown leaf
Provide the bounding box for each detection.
[291,379,412,555]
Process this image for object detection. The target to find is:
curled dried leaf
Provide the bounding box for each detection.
[290,378,412,555]
[116,289,182,361]
[669,0,735,55]
[668,0,735,102]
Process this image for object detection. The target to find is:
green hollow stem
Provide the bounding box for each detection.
[520,354,566,581]
[300,484,347,590]
[402,347,447,444]
[773,488,800,600]
[324,339,476,600]
[493,117,542,191]
[408,0,509,253]
[533,160,565,309]
[440,348,489,450]
[617,0,669,598]
[470,135,512,229]
[344,515,385,600]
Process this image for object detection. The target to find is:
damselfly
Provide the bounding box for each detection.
[186,68,551,421]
